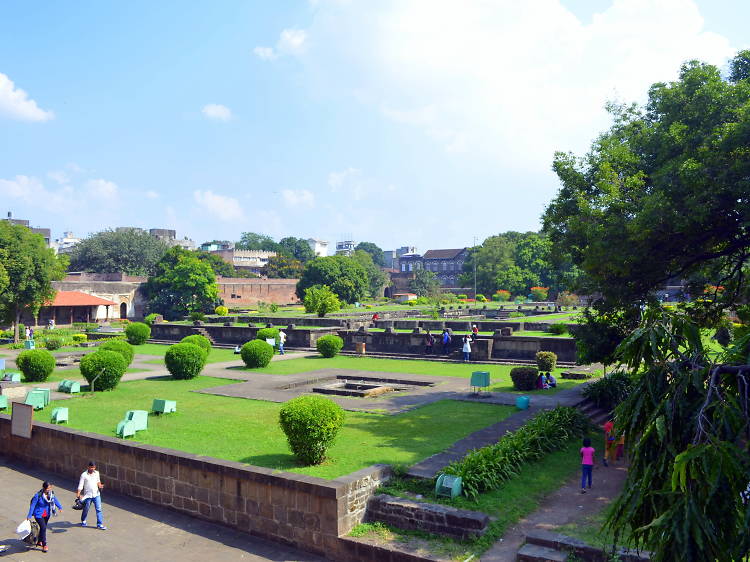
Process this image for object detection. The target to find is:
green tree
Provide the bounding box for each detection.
[145,247,219,320]
[295,256,368,304]
[236,232,279,251]
[352,249,387,298]
[0,222,67,341]
[303,284,341,317]
[262,255,304,279]
[408,269,441,298]
[355,241,385,266]
[194,251,234,277]
[68,229,168,275]
[278,237,315,263]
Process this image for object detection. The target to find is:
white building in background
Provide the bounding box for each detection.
[307,238,329,257]
[52,231,82,254]
[335,240,356,256]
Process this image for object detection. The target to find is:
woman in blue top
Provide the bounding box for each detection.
[27,481,62,552]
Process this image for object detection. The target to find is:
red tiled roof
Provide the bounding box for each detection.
[47,291,117,307]
[423,248,466,259]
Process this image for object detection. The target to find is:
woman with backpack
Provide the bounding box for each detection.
[424,330,435,355]
[27,481,62,552]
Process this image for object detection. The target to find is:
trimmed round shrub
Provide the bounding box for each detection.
[44,338,63,351]
[215,305,228,316]
[548,322,568,335]
[256,327,280,348]
[80,350,127,391]
[125,322,151,345]
[16,349,55,382]
[457,293,468,300]
[316,335,344,358]
[510,366,539,391]
[241,340,274,368]
[535,351,557,373]
[165,342,207,379]
[99,339,135,366]
[144,313,159,326]
[279,395,345,465]
[72,333,88,344]
[181,334,212,355]
[475,294,487,302]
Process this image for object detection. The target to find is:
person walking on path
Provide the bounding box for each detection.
[603,420,615,466]
[77,461,106,530]
[580,437,596,493]
[27,481,62,552]
[441,329,451,355]
[278,329,287,355]
[462,335,471,362]
[424,330,434,355]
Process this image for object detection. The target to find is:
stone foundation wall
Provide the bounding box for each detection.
[491,336,577,363]
[150,323,338,348]
[340,330,494,360]
[0,416,391,560]
[218,278,299,306]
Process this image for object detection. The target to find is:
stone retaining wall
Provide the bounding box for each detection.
[492,336,577,363]
[149,324,339,348]
[340,330,494,361]
[0,416,391,560]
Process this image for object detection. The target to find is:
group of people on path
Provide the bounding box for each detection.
[21,461,106,553]
[579,420,626,494]
[422,325,480,361]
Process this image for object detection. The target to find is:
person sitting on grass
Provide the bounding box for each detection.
[537,373,550,390]
[547,372,557,388]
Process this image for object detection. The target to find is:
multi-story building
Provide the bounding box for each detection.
[335,240,356,256]
[199,240,234,252]
[422,249,468,288]
[211,249,276,275]
[306,238,329,257]
[3,212,51,245]
[383,245,418,269]
[52,231,82,254]
[149,228,195,250]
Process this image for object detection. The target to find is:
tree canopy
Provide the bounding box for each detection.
[262,255,304,279]
[145,247,219,320]
[355,241,385,266]
[235,232,279,252]
[352,249,387,298]
[278,237,315,263]
[295,256,368,304]
[0,222,67,340]
[67,229,168,276]
[194,251,235,277]
[409,269,441,298]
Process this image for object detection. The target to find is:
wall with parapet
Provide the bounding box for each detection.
[217,278,299,306]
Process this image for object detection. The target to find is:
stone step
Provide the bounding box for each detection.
[517,542,569,561]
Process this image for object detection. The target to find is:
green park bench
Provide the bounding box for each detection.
[152,399,177,415]
[57,380,81,394]
[33,388,51,407]
[0,396,8,410]
[24,390,46,410]
[2,372,21,383]
[24,340,36,350]
[116,419,136,438]
[125,410,148,431]
[51,407,68,424]
[470,371,490,393]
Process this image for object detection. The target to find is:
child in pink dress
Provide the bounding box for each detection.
[580,437,596,493]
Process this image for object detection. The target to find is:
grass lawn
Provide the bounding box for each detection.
[132,343,239,364]
[237,356,598,395]
[356,436,593,559]
[513,330,571,338]
[21,367,149,384]
[524,312,581,323]
[24,375,515,479]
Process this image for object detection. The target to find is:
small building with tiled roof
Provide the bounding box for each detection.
[21,291,119,326]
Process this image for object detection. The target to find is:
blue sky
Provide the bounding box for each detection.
[1,0,748,252]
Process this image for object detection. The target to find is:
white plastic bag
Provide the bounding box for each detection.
[15,519,31,539]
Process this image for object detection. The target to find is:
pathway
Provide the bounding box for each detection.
[0,457,324,561]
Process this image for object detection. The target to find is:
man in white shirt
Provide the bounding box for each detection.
[278,329,287,355]
[76,461,106,530]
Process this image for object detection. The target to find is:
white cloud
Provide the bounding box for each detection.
[86,178,119,200]
[201,103,232,121]
[254,28,308,61]
[253,47,278,61]
[282,188,315,208]
[47,170,70,185]
[0,72,54,122]
[328,167,360,190]
[145,190,159,199]
[326,167,389,201]
[193,190,245,221]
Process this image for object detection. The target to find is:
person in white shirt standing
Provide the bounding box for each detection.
[76,461,106,530]
[278,329,287,355]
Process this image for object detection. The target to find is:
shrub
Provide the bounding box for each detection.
[256,327,280,348]
[548,322,568,335]
[16,349,56,382]
[495,289,511,301]
[99,339,135,366]
[510,366,539,391]
[535,351,557,372]
[165,342,207,379]
[278,396,345,465]
[181,334,212,355]
[125,322,150,345]
[214,305,229,316]
[144,313,160,326]
[72,333,88,344]
[304,284,341,317]
[269,303,279,313]
[80,350,127,391]
[581,370,634,410]
[475,294,487,302]
[530,287,549,301]
[241,340,274,368]
[189,311,206,322]
[555,291,579,307]
[44,338,63,351]
[509,311,525,318]
[442,407,588,499]
[316,335,344,358]
[457,293,468,300]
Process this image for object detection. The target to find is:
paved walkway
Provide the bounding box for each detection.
[0,458,324,561]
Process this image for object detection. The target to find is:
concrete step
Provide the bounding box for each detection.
[517,543,568,561]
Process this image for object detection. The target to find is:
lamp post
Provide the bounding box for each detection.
[473,236,477,310]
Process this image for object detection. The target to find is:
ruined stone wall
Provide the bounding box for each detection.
[218,278,299,306]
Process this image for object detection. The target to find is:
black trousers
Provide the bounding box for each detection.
[34,515,49,546]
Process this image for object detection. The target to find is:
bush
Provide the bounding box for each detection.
[181,334,212,355]
[581,370,634,410]
[316,335,344,358]
[555,291,579,307]
[256,327,280,348]
[495,290,511,301]
[457,293,468,300]
[214,305,229,316]
[99,339,135,366]
[80,350,127,391]
[509,311,525,318]
[124,322,150,345]
[44,338,63,351]
[535,351,557,372]
[241,340,274,368]
[304,284,341,317]
[442,407,588,499]
[278,395,345,465]
[269,303,279,313]
[189,311,206,322]
[72,333,88,344]
[16,349,56,382]
[73,322,99,331]
[475,294,487,302]
[530,287,549,301]
[165,342,207,379]
[144,313,160,326]
[510,366,539,391]
[548,322,568,335]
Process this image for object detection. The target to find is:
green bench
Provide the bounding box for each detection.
[24,390,46,410]
[0,395,8,410]
[33,388,51,407]
[2,372,21,383]
[116,419,136,438]
[125,410,148,431]
[470,371,490,393]
[51,407,68,424]
[152,399,176,415]
[57,380,81,394]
